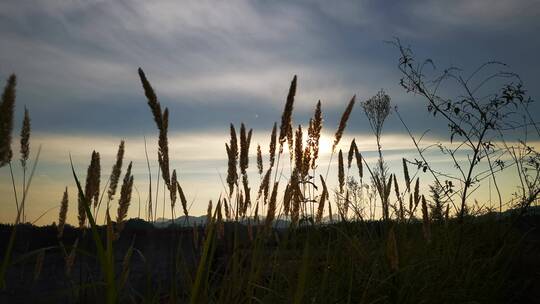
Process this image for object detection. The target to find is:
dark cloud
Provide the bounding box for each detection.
[0,0,538,139]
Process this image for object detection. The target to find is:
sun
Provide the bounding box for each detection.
[318,135,333,156]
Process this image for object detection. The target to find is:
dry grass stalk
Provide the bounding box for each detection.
[332,95,356,152]
[386,226,399,271]
[338,150,345,193]
[242,175,251,216]
[138,68,171,188]
[239,123,252,175]
[217,200,224,239]
[116,161,134,236]
[269,122,277,167]
[57,187,68,238]
[33,250,45,281]
[78,151,100,228]
[256,144,263,175]
[19,107,30,168]
[223,197,230,220]
[0,74,16,167]
[279,76,297,153]
[308,100,323,169]
[414,178,420,209]
[302,144,311,178]
[421,195,431,242]
[347,139,357,169]
[393,174,404,221]
[226,124,238,196]
[107,140,125,202]
[257,168,272,201]
[177,181,189,217]
[265,182,279,229]
[205,200,213,234]
[158,108,171,188]
[403,158,410,192]
[290,181,303,226]
[170,170,177,218]
[316,175,328,223]
[355,148,363,179]
[294,125,303,175]
[283,183,292,216]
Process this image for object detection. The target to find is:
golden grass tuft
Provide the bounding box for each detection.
[19,107,30,169]
[0,74,16,167]
[332,95,356,152]
[116,161,134,235]
[57,187,68,238]
[338,150,345,194]
[279,76,297,152]
[308,100,323,170]
[107,140,125,202]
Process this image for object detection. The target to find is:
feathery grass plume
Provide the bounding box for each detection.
[414,177,420,209]
[79,151,99,228]
[116,161,134,236]
[355,149,363,179]
[0,74,16,167]
[393,174,404,221]
[217,200,224,239]
[239,123,252,175]
[269,122,277,167]
[107,140,124,202]
[257,168,272,200]
[421,195,431,242]
[20,107,30,168]
[57,188,68,238]
[386,226,399,271]
[291,181,303,226]
[403,158,410,192]
[408,193,413,215]
[65,238,78,277]
[279,75,297,152]
[138,68,171,189]
[138,68,163,128]
[205,200,213,234]
[347,139,357,169]
[176,181,189,217]
[265,182,279,229]
[308,100,323,169]
[223,197,230,220]
[384,174,393,207]
[302,144,311,178]
[332,95,356,152]
[256,144,263,175]
[338,150,345,193]
[170,170,177,214]
[158,108,171,188]
[83,151,101,210]
[242,175,251,216]
[294,125,303,175]
[226,124,238,196]
[283,183,292,216]
[316,175,328,223]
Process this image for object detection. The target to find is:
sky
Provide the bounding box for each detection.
[1,0,539,225]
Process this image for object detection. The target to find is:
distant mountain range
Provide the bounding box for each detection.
[126,205,540,229]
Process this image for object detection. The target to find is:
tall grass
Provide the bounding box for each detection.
[0,50,539,303]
